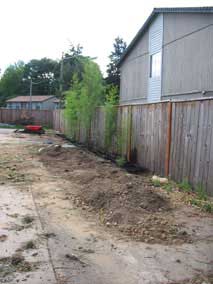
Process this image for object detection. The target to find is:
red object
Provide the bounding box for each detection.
[25,125,43,131]
[24,125,45,134]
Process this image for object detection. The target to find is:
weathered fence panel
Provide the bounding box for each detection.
[90,107,106,151]
[169,100,213,195]
[131,102,169,176]
[0,109,53,127]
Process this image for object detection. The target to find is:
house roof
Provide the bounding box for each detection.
[7,96,55,103]
[118,7,213,67]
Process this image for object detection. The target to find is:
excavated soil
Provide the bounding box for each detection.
[1,130,213,284]
[40,146,192,245]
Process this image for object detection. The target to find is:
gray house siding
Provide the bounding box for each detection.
[120,30,149,104]
[148,14,163,102]
[162,13,213,99]
[120,14,164,105]
[7,97,56,110]
[41,97,56,110]
[119,10,213,105]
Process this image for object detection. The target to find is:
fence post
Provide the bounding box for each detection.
[165,101,172,176]
[127,105,133,162]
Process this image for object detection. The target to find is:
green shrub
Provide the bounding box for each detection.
[65,58,104,140]
[104,85,118,149]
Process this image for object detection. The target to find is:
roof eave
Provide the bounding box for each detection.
[117,10,157,67]
[117,6,213,67]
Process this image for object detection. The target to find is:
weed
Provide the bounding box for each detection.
[116,156,126,167]
[178,179,192,192]
[152,180,161,187]
[162,183,174,192]
[195,184,207,201]
[189,198,213,214]
[189,198,202,207]
[202,202,213,213]
[99,208,105,224]
[24,240,36,250]
[22,216,34,225]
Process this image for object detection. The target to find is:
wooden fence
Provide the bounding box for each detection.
[1,101,212,195]
[0,109,53,127]
[53,98,213,195]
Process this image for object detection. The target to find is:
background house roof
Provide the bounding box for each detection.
[118,6,213,67]
[7,96,55,103]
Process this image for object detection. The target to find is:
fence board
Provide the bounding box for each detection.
[0,109,53,127]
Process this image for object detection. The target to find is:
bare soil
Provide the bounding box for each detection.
[0,129,213,284]
[40,146,200,245]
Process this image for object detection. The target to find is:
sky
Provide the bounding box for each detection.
[0,0,212,75]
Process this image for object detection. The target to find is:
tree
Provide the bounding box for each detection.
[106,37,127,87]
[65,58,104,138]
[60,44,85,93]
[0,61,25,106]
[23,58,59,96]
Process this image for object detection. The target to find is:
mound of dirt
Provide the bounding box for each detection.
[39,145,191,244]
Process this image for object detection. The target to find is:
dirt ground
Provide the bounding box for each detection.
[0,128,213,284]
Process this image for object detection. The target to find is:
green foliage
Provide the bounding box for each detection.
[0,62,25,106]
[178,179,192,192]
[61,44,84,93]
[152,180,161,187]
[23,58,59,96]
[189,198,213,213]
[201,202,213,213]
[162,182,174,192]
[195,184,207,201]
[104,85,119,149]
[106,37,127,88]
[65,58,104,140]
[0,58,60,106]
[115,156,126,167]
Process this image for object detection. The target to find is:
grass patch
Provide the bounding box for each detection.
[0,124,23,129]
[195,184,207,201]
[189,198,213,213]
[152,180,161,187]
[162,182,174,192]
[201,202,213,213]
[178,179,192,192]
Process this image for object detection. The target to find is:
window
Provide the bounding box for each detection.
[15,103,20,109]
[150,52,161,78]
[21,102,27,109]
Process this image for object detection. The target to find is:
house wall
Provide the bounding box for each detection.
[162,13,213,99]
[119,28,149,104]
[6,97,56,110]
[148,14,163,102]
[119,14,164,105]
[40,97,56,110]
